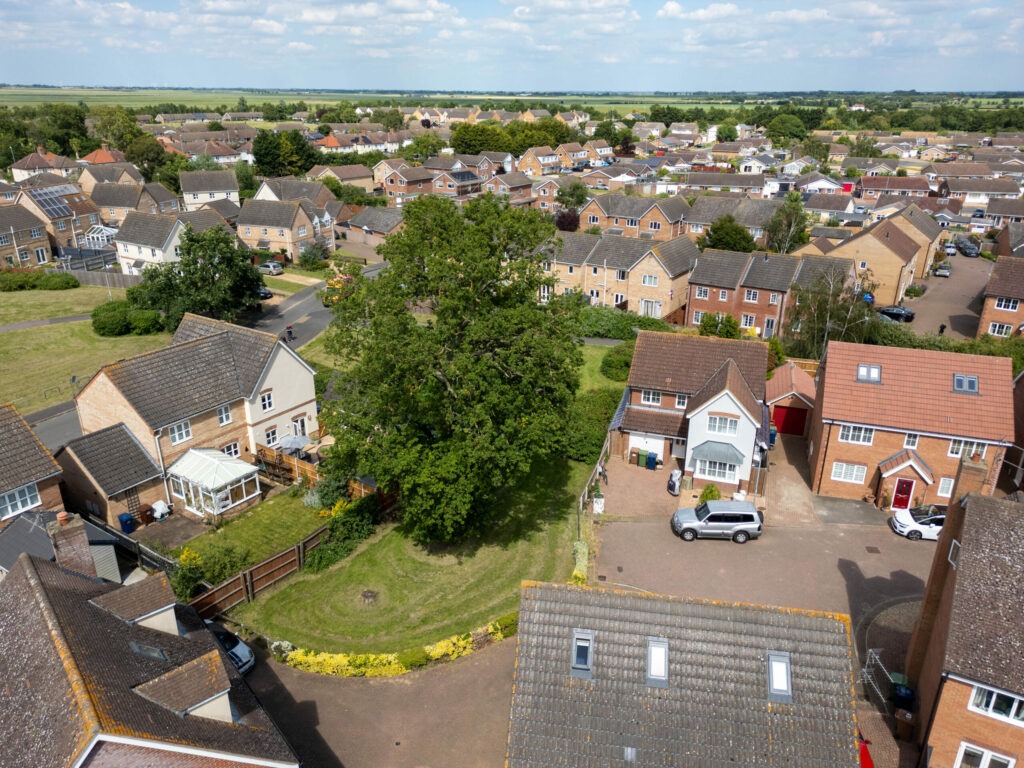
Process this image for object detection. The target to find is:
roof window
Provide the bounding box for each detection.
[953,374,978,394]
[856,364,881,383]
[767,650,793,703]
[647,638,669,687]
[571,629,594,679]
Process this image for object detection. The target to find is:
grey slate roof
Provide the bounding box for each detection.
[793,255,854,288]
[651,235,700,277]
[690,248,752,289]
[0,555,298,766]
[493,170,532,188]
[743,252,801,292]
[810,226,854,240]
[541,232,600,266]
[178,169,238,194]
[58,424,161,497]
[114,211,177,248]
[987,198,1024,218]
[586,235,655,271]
[0,404,61,496]
[0,511,114,573]
[80,163,144,184]
[89,182,142,208]
[143,182,179,207]
[895,203,942,242]
[200,197,240,218]
[507,582,858,768]
[628,332,768,399]
[261,177,330,202]
[237,199,302,228]
[0,205,47,234]
[349,206,404,234]
[945,495,1024,695]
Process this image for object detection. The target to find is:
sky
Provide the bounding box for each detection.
[4,0,1023,93]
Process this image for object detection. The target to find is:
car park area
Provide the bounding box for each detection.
[904,251,994,338]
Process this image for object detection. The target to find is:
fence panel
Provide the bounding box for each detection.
[249,549,300,593]
[190,575,247,618]
[61,268,142,289]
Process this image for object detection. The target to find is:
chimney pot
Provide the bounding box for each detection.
[57,510,70,526]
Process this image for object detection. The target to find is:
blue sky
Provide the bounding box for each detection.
[4,0,1023,92]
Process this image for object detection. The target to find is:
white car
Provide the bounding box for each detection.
[889,505,946,541]
[205,620,256,674]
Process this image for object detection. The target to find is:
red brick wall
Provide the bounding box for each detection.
[977,296,1024,340]
[927,680,1024,766]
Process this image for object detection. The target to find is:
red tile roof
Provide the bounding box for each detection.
[766,361,816,406]
[628,332,768,400]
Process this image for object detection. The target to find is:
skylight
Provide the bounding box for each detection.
[647,638,669,687]
[767,651,793,703]
[856,364,881,383]
[571,629,594,679]
[953,374,978,394]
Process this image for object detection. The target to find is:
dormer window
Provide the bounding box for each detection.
[642,390,662,405]
[856,364,881,383]
[953,374,978,394]
[571,629,594,679]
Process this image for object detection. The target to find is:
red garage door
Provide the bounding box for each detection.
[773,405,808,436]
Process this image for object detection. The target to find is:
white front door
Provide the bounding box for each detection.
[764,317,776,338]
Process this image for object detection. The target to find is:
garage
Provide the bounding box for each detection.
[628,432,666,460]
[766,361,816,438]
[772,405,808,436]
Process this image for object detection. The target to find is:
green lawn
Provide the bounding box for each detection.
[297,334,342,372]
[262,276,302,295]
[0,321,169,414]
[285,265,330,280]
[0,286,126,326]
[231,458,586,652]
[580,342,626,394]
[177,492,325,569]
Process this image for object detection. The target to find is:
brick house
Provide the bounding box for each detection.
[826,219,920,305]
[807,341,1013,509]
[237,199,333,260]
[254,177,335,208]
[516,146,560,176]
[554,142,589,169]
[372,157,410,188]
[532,176,576,212]
[75,316,318,519]
[978,257,1024,339]
[939,177,1021,209]
[88,182,170,226]
[8,145,79,182]
[583,139,614,165]
[538,232,699,320]
[380,166,436,207]
[0,404,64,522]
[77,163,144,195]
[856,175,932,199]
[483,171,534,202]
[0,205,51,267]
[344,207,404,247]
[179,169,239,212]
[608,332,769,494]
[684,196,783,245]
[987,198,1024,228]
[307,164,375,192]
[430,169,483,198]
[842,157,898,176]
[883,203,944,278]
[677,172,768,198]
[452,153,498,178]
[578,195,690,241]
[15,183,101,251]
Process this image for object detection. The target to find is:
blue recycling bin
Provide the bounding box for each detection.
[646,451,658,470]
[117,512,136,534]
[769,424,778,449]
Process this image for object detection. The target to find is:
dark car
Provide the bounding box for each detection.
[933,263,952,278]
[957,238,980,257]
[878,305,915,322]
[257,286,273,300]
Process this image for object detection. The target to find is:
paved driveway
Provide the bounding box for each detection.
[904,253,993,339]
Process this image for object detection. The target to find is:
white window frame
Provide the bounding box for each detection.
[696,459,737,482]
[592,266,599,276]
[953,374,979,394]
[839,425,874,445]
[707,415,739,435]
[741,314,756,329]
[613,292,625,304]
[937,477,954,498]
[954,740,1016,768]
[217,405,232,426]
[616,269,627,281]
[744,289,759,302]
[995,297,1020,311]
[857,364,881,383]
[567,265,574,275]
[168,420,192,445]
[831,462,867,484]
[675,394,687,409]
[571,629,594,679]
[588,215,599,225]
[264,427,278,447]
[0,483,41,519]
[693,310,704,324]
[625,218,638,227]
[903,433,919,449]
[649,221,662,231]
[641,390,662,405]
[769,292,779,305]
[989,322,1012,337]
[260,391,274,412]
[642,274,658,287]
[719,289,728,301]
[949,439,986,459]
[222,442,240,458]
[695,286,709,300]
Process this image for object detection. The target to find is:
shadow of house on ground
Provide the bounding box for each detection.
[837,557,925,666]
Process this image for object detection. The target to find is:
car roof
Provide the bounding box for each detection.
[698,500,758,512]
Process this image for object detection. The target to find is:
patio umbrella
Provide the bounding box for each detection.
[278,434,307,452]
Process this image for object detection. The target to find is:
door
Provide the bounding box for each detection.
[773,405,807,436]
[892,478,914,510]
[292,417,307,437]
[764,317,776,338]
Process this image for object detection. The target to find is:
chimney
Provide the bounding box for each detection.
[36,144,45,156]
[47,513,97,578]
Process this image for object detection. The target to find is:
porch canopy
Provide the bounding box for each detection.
[167,449,260,517]
[689,441,744,465]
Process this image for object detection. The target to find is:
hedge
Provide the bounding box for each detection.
[578,305,672,340]
[0,269,79,292]
[599,341,634,381]
[91,300,165,336]
[564,387,622,463]
[302,494,379,573]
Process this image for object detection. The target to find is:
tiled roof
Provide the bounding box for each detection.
[859,175,931,192]
[492,170,532,188]
[650,236,700,278]
[0,404,61,496]
[507,582,858,768]
[620,406,687,437]
[394,167,436,183]
[134,650,231,715]
[987,198,1024,218]
[985,257,1024,300]
[687,358,761,421]
[684,171,765,188]
[80,163,144,184]
[742,252,800,292]
[261,177,330,203]
[586,235,655,271]
[805,193,854,212]
[894,203,943,242]
[58,424,161,497]
[818,341,1013,440]
[809,226,854,240]
[237,199,302,229]
[866,219,921,263]
[0,511,115,573]
[793,255,853,288]
[89,182,143,208]
[114,211,177,249]
[766,361,816,406]
[629,332,768,400]
[144,182,179,206]
[945,495,1024,695]
[200,197,240,218]
[91,571,175,622]
[690,248,751,288]
[0,555,298,766]
[0,205,47,234]
[943,177,1020,194]
[540,231,598,266]
[178,208,230,234]
[349,207,404,234]
[178,170,238,194]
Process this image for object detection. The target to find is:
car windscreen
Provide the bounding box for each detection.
[210,626,240,651]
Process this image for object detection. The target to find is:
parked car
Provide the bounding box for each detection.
[889,504,947,541]
[258,261,283,275]
[878,305,915,322]
[957,238,980,257]
[972,208,985,218]
[944,242,957,256]
[205,620,256,674]
[257,286,273,299]
[933,263,952,278]
[671,500,763,543]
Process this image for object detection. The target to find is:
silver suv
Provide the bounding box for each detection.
[671,500,763,544]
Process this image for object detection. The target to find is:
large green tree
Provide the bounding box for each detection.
[127,225,263,330]
[697,215,757,252]
[125,134,168,181]
[765,191,810,254]
[783,264,879,359]
[320,196,582,543]
[699,312,741,339]
[766,114,808,143]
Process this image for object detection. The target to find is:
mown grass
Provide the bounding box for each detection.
[579,342,626,394]
[0,321,169,414]
[297,333,342,372]
[0,286,126,326]
[261,276,302,295]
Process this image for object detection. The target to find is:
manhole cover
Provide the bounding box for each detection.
[361,590,377,604]
[865,546,881,554]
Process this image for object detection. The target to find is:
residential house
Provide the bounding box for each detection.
[856,175,932,199]
[578,194,690,242]
[939,177,1021,209]
[608,332,769,493]
[505,581,858,768]
[766,361,816,437]
[829,143,852,163]
[372,157,410,188]
[77,162,144,195]
[678,172,767,198]
[15,183,100,250]
[583,139,614,166]
[430,169,483,198]
[882,203,945,278]
[75,315,318,518]
[0,404,64,522]
[684,196,783,245]
[78,143,126,165]
[782,156,817,176]
[794,171,844,195]
[55,424,164,529]
[738,155,771,174]
[307,164,375,192]
[0,205,52,267]
[482,170,533,202]
[200,197,240,226]
[531,175,576,211]
[827,219,920,304]
[807,341,1013,508]
[179,169,240,211]
[579,164,647,191]
[996,222,1024,258]
[978,257,1024,339]
[89,182,173,226]
[8,145,79,182]
[516,146,560,176]
[987,198,1024,228]
[921,161,995,185]
[479,150,515,174]
[452,153,498,178]
[237,199,333,260]
[0,510,119,582]
[518,108,550,123]
[380,166,437,207]
[0,553,299,765]
[222,110,263,121]
[631,121,666,139]
[554,142,589,169]
[804,192,856,222]
[842,157,899,176]
[917,145,950,162]
[539,232,699,321]
[344,206,404,247]
[114,209,228,275]
[0,180,18,205]
[254,177,335,208]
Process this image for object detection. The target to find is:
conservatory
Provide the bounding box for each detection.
[167,449,261,517]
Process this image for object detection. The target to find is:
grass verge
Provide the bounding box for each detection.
[0,321,169,414]
[0,286,127,326]
[262,276,303,295]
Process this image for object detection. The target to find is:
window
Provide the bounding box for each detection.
[35,247,47,264]
[641,390,662,405]
[831,462,867,483]
[567,265,574,275]
[970,685,1024,726]
[192,193,200,200]
[741,314,756,329]
[30,227,42,238]
[697,460,737,482]
[626,218,638,227]
[856,364,881,382]
[277,229,284,237]
[839,425,874,445]
[691,223,703,233]
[953,374,979,394]
[298,225,307,236]
[261,228,268,235]
[695,286,709,300]
[217,405,232,426]
[859,260,868,270]
[938,477,954,498]
[264,427,278,446]
[540,188,548,196]
[588,215,599,225]
[588,289,600,301]
[260,391,274,412]
[767,651,793,703]
[649,221,661,231]
[995,297,1020,311]
[539,284,550,302]
[719,289,728,301]
[0,483,41,519]
[708,415,739,435]
[571,629,594,679]
[955,742,1016,768]
[769,292,778,305]
[616,269,627,281]
[647,638,669,687]
[990,322,1012,337]
[169,420,192,445]
[0,234,8,246]
[642,274,658,287]
[949,439,986,459]
[592,266,599,276]
[675,394,687,409]
[244,227,251,235]
[613,292,625,305]
[541,260,551,271]
[57,220,67,231]
[222,442,240,458]
[744,289,759,302]
[903,433,919,449]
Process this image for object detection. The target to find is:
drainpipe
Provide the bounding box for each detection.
[154,428,172,506]
[915,673,947,768]
[815,422,833,494]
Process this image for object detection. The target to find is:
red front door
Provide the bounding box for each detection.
[892,478,914,510]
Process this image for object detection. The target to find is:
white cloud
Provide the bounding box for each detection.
[656,2,739,20]
[284,41,314,51]
[252,18,286,34]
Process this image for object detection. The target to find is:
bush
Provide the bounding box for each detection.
[91,300,131,336]
[170,547,204,601]
[314,473,349,511]
[578,305,672,340]
[488,611,519,641]
[36,272,79,290]
[299,243,330,271]
[599,341,634,381]
[303,495,379,573]
[397,646,430,669]
[570,540,589,586]
[904,284,924,299]
[698,484,721,504]
[199,541,251,585]
[129,309,164,335]
[564,388,622,463]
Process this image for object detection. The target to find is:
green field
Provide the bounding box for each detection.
[0,286,126,326]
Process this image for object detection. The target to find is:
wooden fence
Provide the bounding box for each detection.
[788,357,820,377]
[256,445,320,485]
[62,268,143,289]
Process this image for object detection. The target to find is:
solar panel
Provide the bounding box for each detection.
[28,185,76,219]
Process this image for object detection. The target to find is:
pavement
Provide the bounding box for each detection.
[0,313,90,333]
[903,252,994,339]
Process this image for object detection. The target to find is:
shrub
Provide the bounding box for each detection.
[299,244,329,271]
[766,335,786,373]
[199,541,251,585]
[698,484,721,504]
[36,272,79,290]
[91,300,131,336]
[303,495,378,573]
[129,309,163,335]
[599,341,634,381]
[171,547,204,601]
[904,284,924,299]
[579,305,672,340]
[981,250,996,262]
[397,647,430,669]
[425,633,473,662]
[0,269,40,291]
[287,648,406,677]
[314,473,348,511]
[488,612,519,641]
[564,388,621,463]
[570,540,588,586]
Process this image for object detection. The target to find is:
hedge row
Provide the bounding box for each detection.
[302,494,380,574]
[91,300,164,336]
[0,269,79,292]
[578,305,672,340]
